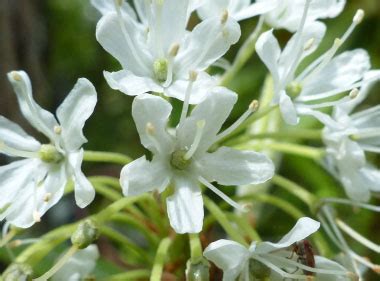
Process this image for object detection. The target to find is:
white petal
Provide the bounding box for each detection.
[302,49,371,98]
[57,78,97,151]
[256,30,281,88]
[199,147,274,186]
[165,72,217,104]
[314,256,351,281]
[166,177,203,234]
[7,71,58,140]
[280,91,299,125]
[234,1,279,21]
[204,239,249,281]
[132,94,174,154]
[120,156,171,196]
[360,165,380,192]
[255,217,320,253]
[197,0,233,19]
[0,116,40,151]
[91,0,137,19]
[52,245,99,281]
[176,16,240,75]
[104,70,162,96]
[96,13,151,75]
[177,87,237,155]
[68,150,96,208]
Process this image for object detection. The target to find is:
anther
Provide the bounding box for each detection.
[115,0,123,7]
[353,9,365,24]
[304,38,315,51]
[33,211,41,223]
[349,88,359,99]
[43,193,52,203]
[249,100,260,112]
[146,122,155,135]
[54,125,62,135]
[221,10,229,24]
[11,71,22,82]
[169,43,180,57]
[189,70,198,82]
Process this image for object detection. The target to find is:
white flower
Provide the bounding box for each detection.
[52,245,99,281]
[261,0,346,32]
[197,0,279,22]
[204,217,351,280]
[0,71,97,228]
[322,71,380,202]
[95,0,241,104]
[256,7,370,125]
[120,83,274,234]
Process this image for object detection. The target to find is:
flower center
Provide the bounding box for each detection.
[38,144,63,163]
[286,81,303,99]
[153,58,169,83]
[170,150,192,170]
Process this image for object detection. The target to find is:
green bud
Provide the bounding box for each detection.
[2,263,33,281]
[248,258,271,280]
[38,144,63,163]
[71,219,99,249]
[153,58,169,83]
[286,81,303,99]
[186,258,210,281]
[171,150,192,170]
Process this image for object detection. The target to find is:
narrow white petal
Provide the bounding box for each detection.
[57,78,97,151]
[280,91,299,125]
[91,0,137,19]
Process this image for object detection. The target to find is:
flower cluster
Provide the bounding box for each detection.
[1,0,379,280]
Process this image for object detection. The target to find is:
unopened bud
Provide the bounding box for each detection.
[186,258,210,281]
[353,9,364,24]
[71,219,99,249]
[2,263,33,281]
[249,100,259,112]
[221,10,228,24]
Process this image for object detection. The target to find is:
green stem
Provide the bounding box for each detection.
[226,213,261,242]
[91,182,122,201]
[239,142,325,160]
[108,269,151,281]
[272,175,317,208]
[150,237,172,281]
[204,196,247,246]
[220,17,264,86]
[33,245,78,281]
[88,176,121,189]
[83,150,132,165]
[189,234,203,263]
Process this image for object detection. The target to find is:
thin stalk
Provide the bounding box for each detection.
[150,237,172,281]
[204,196,247,246]
[83,150,132,165]
[226,213,261,242]
[108,269,151,280]
[189,234,203,263]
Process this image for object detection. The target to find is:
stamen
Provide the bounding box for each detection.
[304,38,315,51]
[358,144,380,153]
[43,193,52,203]
[198,176,248,212]
[300,96,351,109]
[145,122,162,153]
[54,125,62,135]
[341,9,365,43]
[0,141,38,158]
[349,88,359,99]
[350,251,380,273]
[221,10,229,25]
[11,71,22,81]
[178,71,198,128]
[169,43,180,57]
[184,120,205,160]
[321,198,380,212]
[215,100,259,142]
[33,210,41,223]
[336,219,380,253]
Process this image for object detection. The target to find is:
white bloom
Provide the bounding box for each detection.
[204,217,351,280]
[52,245,99,281]
[95,0,240,104]
[322,71,380,202]
[197,0,279,22]
[262,0,345,32]
[256,7,370,125]
[120,84,274,234]
[0,71,97,228]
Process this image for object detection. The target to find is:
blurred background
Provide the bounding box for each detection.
[0,0,379,279]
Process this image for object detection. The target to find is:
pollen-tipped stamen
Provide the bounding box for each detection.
[199,177,249,212]
[184,120,205,160]
[178,71,198,128]
[145,122,162,153]
[215,100,259,142]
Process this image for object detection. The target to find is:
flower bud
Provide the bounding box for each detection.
[186,258,210,281]
[2,263,33,281]
[71,219,99,249]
